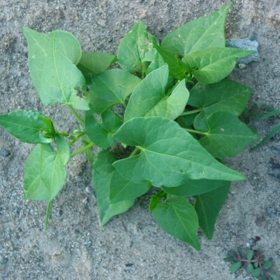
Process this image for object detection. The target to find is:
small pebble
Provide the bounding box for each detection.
[271,146,280,155]
[1,150,11,157]
[1,257,8,264]
[266,207,277,217]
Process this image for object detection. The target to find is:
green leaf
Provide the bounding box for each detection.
[189,79,252,117]
[161,3,232,56]
[162,179,229,197]
[92,150,134,225]
[88,69,141,114]
[268,272,278,280]
[125,65,189,121]
[197,112,260,158]
[263,261,273,270]
[23,27,89,110]
[0,110,54,144]
[113,117,246,187]
[77,52,117,84]
[230,261,241,273]
[110,170,151,203]
[194,183,230,239]
[224,256,234,262]
[260,276,268,280]
[85,107,123,148]
[152,197,200,250]
[146,49,165,74]
[251,123,280,151]
[252,268,261,277]
[24,135,70,201]
[117,21,156,72]
[246,250,254,260]
[247,264,254,273]
[149,190,166,212]
[183,47,255,84]
[153,43,188,79]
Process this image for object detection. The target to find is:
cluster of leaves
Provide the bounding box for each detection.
[224,238,278,280]
[0,3,259,250]
[240,103,280,151]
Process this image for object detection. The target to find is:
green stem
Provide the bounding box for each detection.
[70,142,95,157]
[130,147,140,157]
[45,200,52,230]
[69,132,86,146]
[180,108,202,116]
[56,130,71,137]
[184,128,207,136]
[68,105,84,126]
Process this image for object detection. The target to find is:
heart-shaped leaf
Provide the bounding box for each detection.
[92,150,135,225]
[125,65,189,121]
[161,3,232,56]
[152,196,200,250]
[88,69,140,114]
[23,27,89,110]
[24,135,70,201]
[183,47,255,84]
[189,79,252,117]
[117,21,157,72]
[113,117,246,187]
[197,112,260,158]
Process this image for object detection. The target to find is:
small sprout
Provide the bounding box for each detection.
[225,238,278,279]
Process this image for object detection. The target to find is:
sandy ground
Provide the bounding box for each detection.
[0,0,280,279]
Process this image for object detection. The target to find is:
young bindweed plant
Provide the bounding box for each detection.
[0,3,259,250]
[224,237,278,280]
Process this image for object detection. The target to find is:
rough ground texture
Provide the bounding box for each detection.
[0,1,280,279]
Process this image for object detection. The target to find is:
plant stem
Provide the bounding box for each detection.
[180,108,202,116]
[56,130,71,137]
[70,142,95,157]
[130,147,140,157]
[45,200,52,230]
[68,105,85,126]
[184,128,207,136]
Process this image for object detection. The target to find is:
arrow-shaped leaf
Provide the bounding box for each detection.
[197,112,260,158]
[161,3,232,56]
[24,135,70,201]
[125,65,189,121]
[23,27,89,110]
[0,110,54,144]
[113,117,246,187]
[152,196,200,250]
[183,47,255,84]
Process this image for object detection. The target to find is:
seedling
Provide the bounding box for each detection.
[0,3,259,250]
[224,237,278,280]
